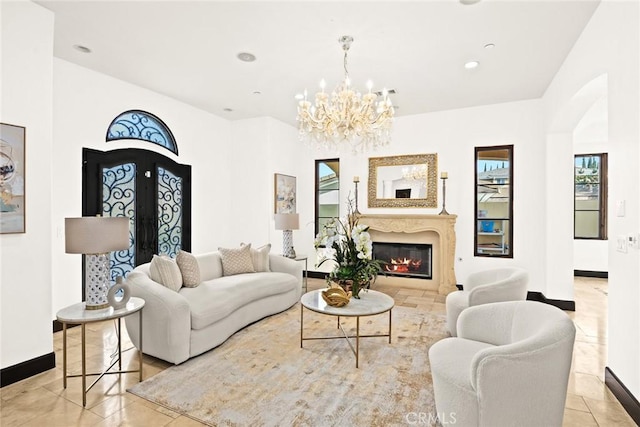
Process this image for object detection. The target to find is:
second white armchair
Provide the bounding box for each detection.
[446,267,528,336]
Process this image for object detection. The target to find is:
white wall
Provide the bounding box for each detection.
[52,58,233,314]
[296,100,548,292]
[0,0,54,369]
[544,0,640,399]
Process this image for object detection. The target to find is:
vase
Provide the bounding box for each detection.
[334,279,368,299]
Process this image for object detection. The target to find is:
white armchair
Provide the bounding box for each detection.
[446,267,528,336]
[429,301,576,427]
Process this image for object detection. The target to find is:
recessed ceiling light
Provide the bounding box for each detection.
[459,0,481,4]
[253,91,262,95]
[237,52,256,62]
[464,61,480,69]
[484,43,495,49]
[294,93,304,100]
[223,108,233,112]
[73,44,91,53]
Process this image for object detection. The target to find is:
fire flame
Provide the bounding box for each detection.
[384,257,422,273]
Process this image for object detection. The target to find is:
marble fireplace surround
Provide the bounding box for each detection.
[359,214,457,295]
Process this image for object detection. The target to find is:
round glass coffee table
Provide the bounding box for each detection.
[300,289,394,368]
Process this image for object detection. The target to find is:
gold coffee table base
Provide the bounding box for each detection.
[300,290,394,368]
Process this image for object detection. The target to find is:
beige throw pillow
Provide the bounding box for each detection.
[149,255,183,292]
[242,243,271,272]
[219,244,256,276]
[176,250,201,287]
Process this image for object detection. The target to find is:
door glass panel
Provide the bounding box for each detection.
[157,166,183,257]
[475,146,513,257]
[102,163,136,282]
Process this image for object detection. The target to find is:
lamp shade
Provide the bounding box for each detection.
[274,213,299,230]
[65,216,130,254]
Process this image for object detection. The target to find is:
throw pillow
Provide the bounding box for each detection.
[176,250,201,287]
[149,255,183,292]
[218,244,256,276]
[242,243,271,272]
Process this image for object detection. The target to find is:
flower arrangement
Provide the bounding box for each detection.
[314,199,383,298]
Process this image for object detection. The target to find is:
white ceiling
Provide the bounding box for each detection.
[36,0,600,126]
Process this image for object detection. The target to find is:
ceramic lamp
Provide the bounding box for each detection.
[65,216,130,310]
[274,213,299,258]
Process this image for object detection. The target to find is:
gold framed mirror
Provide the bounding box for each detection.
[368,154,438,208]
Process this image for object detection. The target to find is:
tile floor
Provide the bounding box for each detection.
[0,276,635,426]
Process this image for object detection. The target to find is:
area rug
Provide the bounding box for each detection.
[128,303,448,426]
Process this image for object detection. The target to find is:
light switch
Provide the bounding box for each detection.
[616,200,626,217]
[617,235,628,253]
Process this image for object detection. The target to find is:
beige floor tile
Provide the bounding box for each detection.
[583,397,637,426]
[167,415,209,426]
[93,401,175,427]
[565,393,590,412]
[563,408,599,426]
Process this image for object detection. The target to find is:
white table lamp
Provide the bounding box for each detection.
[274,213,299,258]
[65,216,130,310]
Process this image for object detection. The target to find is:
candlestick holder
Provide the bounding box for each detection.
[439,176,449,215]
[354,178,361,215]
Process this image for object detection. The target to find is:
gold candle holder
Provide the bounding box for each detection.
[439,172,449,215]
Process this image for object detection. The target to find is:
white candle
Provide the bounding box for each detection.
[441,171,448,179]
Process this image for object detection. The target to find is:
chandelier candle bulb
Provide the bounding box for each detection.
[354,176,360,183]
[441,172,448,179]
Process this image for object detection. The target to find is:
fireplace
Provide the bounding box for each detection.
[357,214,457,294]
[373,242,432,279]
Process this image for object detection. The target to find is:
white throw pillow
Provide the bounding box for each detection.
[218,244,256,276]
[149,255,183,292]
[176,250,201,287]
[241,243,271,272]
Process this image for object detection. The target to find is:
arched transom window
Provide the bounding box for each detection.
[106,110,178,155]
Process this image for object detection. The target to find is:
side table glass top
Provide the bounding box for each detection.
[301,289,394,317]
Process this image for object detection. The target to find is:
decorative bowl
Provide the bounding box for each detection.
[321,286,352,307]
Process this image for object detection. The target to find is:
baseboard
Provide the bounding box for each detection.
[0,352,56,388]
[53,319,80,333]
[308,271,327,280]
[574,270,608,279]
[527,291,576,311]
[605,367,640,425]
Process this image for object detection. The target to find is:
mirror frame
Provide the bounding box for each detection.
[368,153,438,208]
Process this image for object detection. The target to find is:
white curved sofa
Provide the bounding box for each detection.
[124,251,302,364]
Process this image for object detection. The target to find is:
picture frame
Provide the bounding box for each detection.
[368,153,438,208]
[1,123,26,234]
[274,173,296,214]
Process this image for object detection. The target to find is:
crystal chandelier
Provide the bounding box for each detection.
[296,35,394,153]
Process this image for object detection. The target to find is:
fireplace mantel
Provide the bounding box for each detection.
[358,214,457,295]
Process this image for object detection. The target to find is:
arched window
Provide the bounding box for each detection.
[106,110,178,155]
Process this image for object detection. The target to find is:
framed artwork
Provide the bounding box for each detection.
[274,173,296,213]
[1,123,26,234]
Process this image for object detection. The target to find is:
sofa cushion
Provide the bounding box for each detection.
[195,252,223,281]
[149,255,183,292]
[243,243,271,272]
[176,250,201,287]
[179,272,297,330]
[219,245,256,276]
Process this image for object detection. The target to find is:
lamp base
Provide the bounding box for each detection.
[85,253,111,310]
[282,230,295,258]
